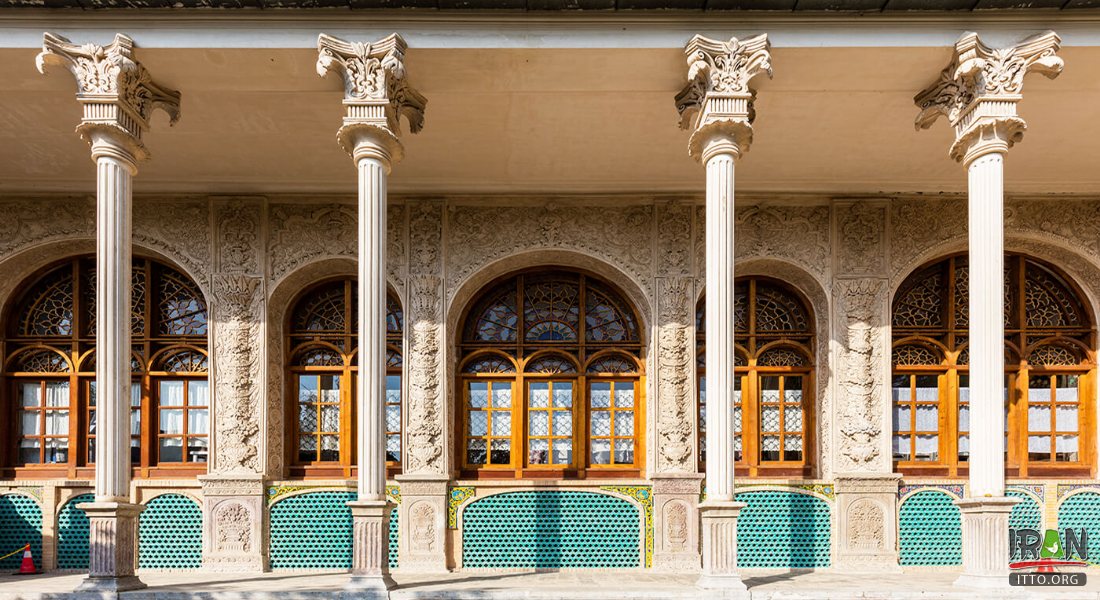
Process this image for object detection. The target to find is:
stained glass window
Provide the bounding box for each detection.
[697,277,815,476]
[287,279,404,473]
[3,256,209,472]
[891,253,1094,476]
[459,270,642,478]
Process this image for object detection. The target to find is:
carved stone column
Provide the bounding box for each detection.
[830,202,901,571]
[396,202,449,573]
[318,32,426,594]
[915,30,1063,588]
[37,32,180,593]
[675,33,771,594]
[201,198,267,571]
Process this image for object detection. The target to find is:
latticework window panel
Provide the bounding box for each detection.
[899,490,961,566]
[1058,491,1100,562]
[0,494,41,571]
[138,494,202,569]
[735,491,830,568]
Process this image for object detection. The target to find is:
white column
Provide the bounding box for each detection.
[317,32,425,596]
[914,30,1064,588]
[676,33,771,596]
[357,150,390,503]
[37,32,180,594]
[967,151,1006,499]
[704,146,737,503]
[94,146,136,502]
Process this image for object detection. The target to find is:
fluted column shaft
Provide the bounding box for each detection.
[94,149,136,501]
[967,152,1006,499]
[357,152,389,502]
[704,149,737,503]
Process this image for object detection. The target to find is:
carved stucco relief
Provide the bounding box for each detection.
[405,200,445,475]
[695,204,831,283]
[663,499,690,552]
[833,278,889,474]
[835,201,887,277]
[213,501,253,554]
[211,273,263,474]
[656,277,695,473]
[445,202,655,305]
[847,498,885,551]
[133,198,212,286]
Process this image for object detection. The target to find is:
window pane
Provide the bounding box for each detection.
[893,435,910,460]
[299,376,318,403]
[468,411,488,436]
[188,437,208,463]
[467,439,486,465]
[160,437,183,462]
[386,405,401,433]
[591,411,611,436]
[529,382,549,408]
[555,384,574,408]
[1028,404,1051,431]
[491,412,511,437]
[386,434,401,463]
[1028,435,1051,459]
[320,435,339,461]
[159,380,185,406]
[761,405,779,433]
[299,404,318,434]
[915,405,938,430]
[1028,376,1051,402]
[761,435,780,461]
[614,411,634,436]
[958,434,969,461]
[784,407,802,432]
[613,386,632,408]
[958,375,970,403]
[591,438,610,464]
[529,411,549,436]
[20,440,40,464]
[1055,405,1079,432]
[298,435,316,462]
[320,405,339,432]
[320,376,340,403]
[20,412,39,436]
[20,383,41,407]
[492,387,511,408]
[891,375,910,402]
[914,434,938,460]
[893,404,912,433]
[1055,375,1078,401]
[489,439,510,464]
[188,408,209,435]
[529,438,549,464]
[45,409,69,435]
[591,382,611,408]
[45,381,69,407]
[45,438,68,463]
[131,382,141,407]
[614,439,634,464]
[468,381,488,408]
[784,435,802,461]
[188,380,209,406]
[553,412,572,436]
[784,377,802,403]
[160,409,184,434]
[733,406,741,434]
[553,440,572,465]
[1055,435,1079,461]
[760,376,780,403]
[385,375,401,404]
[914,376,937,401]
[958,404,970,433]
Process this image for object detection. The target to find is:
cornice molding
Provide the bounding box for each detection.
[316,32,427,163]
[914,30,1063,166]
[674,33,772,162]
[36,32,181,162]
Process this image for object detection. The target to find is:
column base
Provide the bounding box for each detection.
[697,500,748,596]
[953,496,1019,589]
[347,499,397,596]
[75,501,144,593]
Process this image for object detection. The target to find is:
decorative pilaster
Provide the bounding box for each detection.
[37,32,180,593]
[915,30,1062,588]
[676,33,771,594]
[318,32,425,594]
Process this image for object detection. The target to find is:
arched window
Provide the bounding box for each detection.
[286,279,403,478]
[697,277,815,477]
[891,254,1096,477]
[1,256,209,478]
[457,269,643,479]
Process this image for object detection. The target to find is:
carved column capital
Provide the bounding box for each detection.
[36,32,180,163]
[914,31,1063,165]
[675,33,772,161]
[316,32,427,162]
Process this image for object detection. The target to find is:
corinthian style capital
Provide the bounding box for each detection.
[36,32,181,163]
[675,33,772,161]
[914,31,1063,165]
[317,33,427,164]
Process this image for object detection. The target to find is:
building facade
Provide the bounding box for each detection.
[0,8,1098,591]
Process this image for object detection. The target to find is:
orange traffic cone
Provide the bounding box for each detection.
[15,544,35,575]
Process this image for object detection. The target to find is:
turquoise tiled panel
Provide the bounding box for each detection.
[735,491,831,568]
[1058,491,1100,562]
[1007,490,1043,560]
[0,494,42,571]
[138,494,202,569]
[57,493,94,570]
[461,491,640,568]
[269,491,400,570]
[899,490,961,566]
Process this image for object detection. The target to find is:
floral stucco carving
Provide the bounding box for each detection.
[445,203,655,304]
[835,202,886,276]
[134,199,212,285]
[656,277,694,473]
[657,203,693,277]
[834,279,888,473]
[212,273,263,474]
[216,199,262,274]
[213,501,253,553]
[847,498,885,551]
[694,205,830,283]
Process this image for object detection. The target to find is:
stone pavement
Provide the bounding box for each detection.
[0,569,1098,599]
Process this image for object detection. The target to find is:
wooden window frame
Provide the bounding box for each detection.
[456,270,645,480]
[1,257,209,480]
[891,253,1097,479]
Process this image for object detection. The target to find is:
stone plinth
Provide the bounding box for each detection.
[395,475,449,574]
[652,473,704,572]
[199,475,267,572]
[834,473,902,572]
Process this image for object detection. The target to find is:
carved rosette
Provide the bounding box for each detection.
[834,279,888,473]
[914,31,1063,164]
[212,273,263,474]
[656,277,695,473]
[316,33,426,161]
[36,32,181,161]
[834,201,887,277]
[675,33,772,159]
